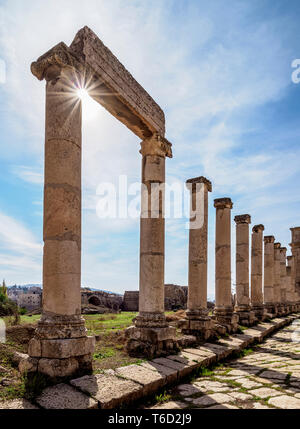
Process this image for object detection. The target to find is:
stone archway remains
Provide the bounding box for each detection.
[27,26,176,379]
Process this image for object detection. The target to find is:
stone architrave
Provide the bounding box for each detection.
[213,198,238,332]
[251,225,266,321]
[264,236,276,315]
[234,215,255,326]
[180,177,213,339]
[125,134,177,358]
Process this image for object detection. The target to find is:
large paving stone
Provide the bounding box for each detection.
[177,383,201,397]
[141,361,178,384]
[0,399,38,409]
[36,383,98,409]
[153,357,192,379]
[193,380,229,393]
[115,364,165,396]
[71,373,142,408]
[229,392,253,401]
[259,370,287,381]
[268,395,300,409]
[192,393,232,407]
[249,387,282,398]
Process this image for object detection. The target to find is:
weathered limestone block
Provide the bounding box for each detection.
[36,383,98,409]
[29,336,95,359]
[69,26,166,139]
[70,373,142,409]
[115,364,165,396]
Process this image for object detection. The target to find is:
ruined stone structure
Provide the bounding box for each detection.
[234,215,255,326]
[180,177,213,338]
[122,285,188,312]
[81,290,122,313]
[26,25,300,380]
[28,26,176,376]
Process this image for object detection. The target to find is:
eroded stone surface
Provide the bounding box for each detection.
[36,384,98,409]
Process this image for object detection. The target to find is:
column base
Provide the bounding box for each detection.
[234,308,256,326]
[252,305,267,321]
[212,308,239,333]
[125,326,178,359]
[179,310,213,340]
[27,314,95,380]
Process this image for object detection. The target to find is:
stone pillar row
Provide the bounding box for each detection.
[180,181,300,339]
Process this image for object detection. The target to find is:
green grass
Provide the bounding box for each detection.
[93,347,116,361]
[155,390,172,404]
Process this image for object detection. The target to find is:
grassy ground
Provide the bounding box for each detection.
[1,311,183,392]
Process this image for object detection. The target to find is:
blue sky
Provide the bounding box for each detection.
[0,0,300,298]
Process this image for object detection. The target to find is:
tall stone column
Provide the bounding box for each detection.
[251,225,266,320]
[290,227,300,310]
[126,134,177,358]
[28,62,94,379]
[180,177,213,339]
[264,236,276,315]
[234,215,255,326]
[213,198,238,332]
[274,243,282,314]
[286,255,296,312]
[279,247,288,314]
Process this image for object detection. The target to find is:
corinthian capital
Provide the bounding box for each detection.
[31,42,83,82]
[140,133,173,158]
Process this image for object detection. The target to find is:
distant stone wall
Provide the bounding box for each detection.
[81,290,123,312]
[122,291,140,311]
[122,284,188,312]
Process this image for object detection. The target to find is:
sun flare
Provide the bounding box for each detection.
[76,88,99,121]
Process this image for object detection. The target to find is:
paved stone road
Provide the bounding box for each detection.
[146,320,300,409]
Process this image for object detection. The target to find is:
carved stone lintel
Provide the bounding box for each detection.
[186,177,212,192]
[234,214,251,224]
[252,224,265,233]
[214,198,233,210]
[140,133,173,158]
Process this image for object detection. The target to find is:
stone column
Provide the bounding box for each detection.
[251,225,266,320]
[234,215,255,326]
[290,227,300,310]
[274,243,282,314]
[213,198,238,332]
[264,236,276,315]
[126,133,177,358]
[28,63,94,379]
[279,247,288,314]
[286,255,296,312]
[180,177,213,339]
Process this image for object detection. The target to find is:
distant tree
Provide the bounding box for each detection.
[0,279,7,297]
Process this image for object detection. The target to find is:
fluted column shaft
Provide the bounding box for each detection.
[274,243,282,305]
